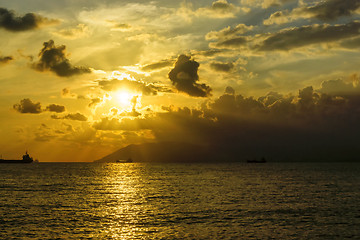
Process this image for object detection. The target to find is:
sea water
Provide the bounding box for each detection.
[0,162,359,239]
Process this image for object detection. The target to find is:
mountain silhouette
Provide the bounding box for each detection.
[94,142,212,163]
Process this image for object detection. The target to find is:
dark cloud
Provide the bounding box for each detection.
[195,0,240,18]
[51,113,88,121]
[14,99,67,114]
[211,36,248,49]
[32,40,91,77]
[210,61,234,72]
[98,78,159,95]
[209,0,237,13]
[45,104,66,113]
[319,78,360,96]
[303,0,360,21]
[340,36,360,49]
[224,86,235,95]
[13,98,42,114]
[88,98,101,108]
[93,80,360,161]
[263,10,289,25]
[264,0,360,25]
[257,21,360,51]
[211,21,360,51]
[192,49,225,57]
[62,88,70,96]
[206,24,252,49]
[61,88,79,98]
[141,60,174,71]
[0,55,13,64]
[168,55,212,97]
[113,23,131,29]
[0,8,58,32]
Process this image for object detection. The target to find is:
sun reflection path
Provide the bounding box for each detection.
[95,164,155,239]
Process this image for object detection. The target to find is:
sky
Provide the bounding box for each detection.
[0,0,360,162]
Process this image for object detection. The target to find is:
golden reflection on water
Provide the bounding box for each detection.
[97,163,159,239]
[2,163,359,239]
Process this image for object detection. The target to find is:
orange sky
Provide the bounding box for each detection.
[1,0,360,161]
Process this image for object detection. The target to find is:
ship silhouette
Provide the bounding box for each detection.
[247,157,267,163]
[0,152,34,164]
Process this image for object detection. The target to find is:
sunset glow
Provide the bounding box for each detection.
[0,0,359,162]
[2,2,360,239]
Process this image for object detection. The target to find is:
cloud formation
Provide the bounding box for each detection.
[32,40,91,77]
[195,0,242,18]
[319,78,360,96]
[61,88,79,98]
[210,61,234,72]
[98,78,159,95]
[257,21,360,51]
[141,60,174,71]
[54,24,89,39]
[301,0,360,21]
[13,99,66,114]
[0,8,58,32]
[88,97,102,108]
[13,98,42,114]
[206,24,253,40]
[45,104,66,113]
[168,55,212,97]
[51,113,88,121]
[264,0,360,25]
[206,24,252,49]
[0,55,13,64]
[240,0,294,9]
[209,20,360,51]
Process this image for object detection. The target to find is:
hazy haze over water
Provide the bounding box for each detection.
[1,163,359,239]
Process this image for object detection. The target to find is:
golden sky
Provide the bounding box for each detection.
[1,0,360,161]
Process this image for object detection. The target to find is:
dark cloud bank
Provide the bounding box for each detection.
[94,81,360,162]
[302,0,360,21]
[32,40,91,77]
[209,20,360,51]
[0,8,57,32]
[257,21,360,51]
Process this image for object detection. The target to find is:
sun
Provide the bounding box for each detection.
[116,90,131,105]
[113,90,139,110]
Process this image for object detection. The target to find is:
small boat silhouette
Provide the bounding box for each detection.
[116,158,133,163]
[247,157,266,163]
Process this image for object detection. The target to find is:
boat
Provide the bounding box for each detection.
[116,158,133,163]
[0,152,34,164]
[247,157,266,163]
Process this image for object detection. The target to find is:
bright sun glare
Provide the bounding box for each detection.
[114,90,139,109]
[116,91,131,104]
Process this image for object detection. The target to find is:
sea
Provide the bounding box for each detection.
[0,162,359,239]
